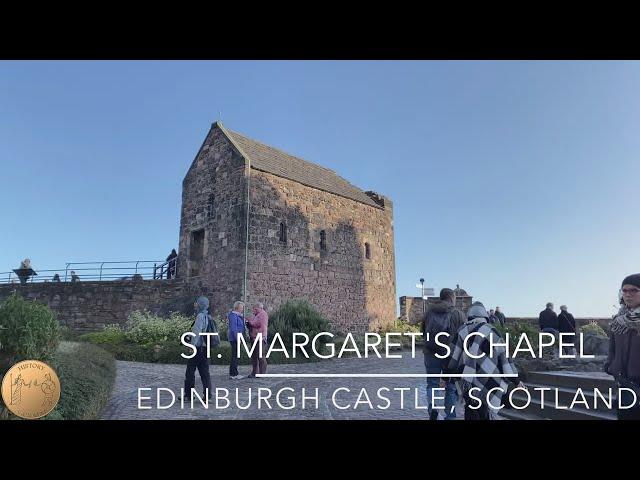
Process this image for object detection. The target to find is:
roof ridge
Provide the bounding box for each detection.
[213,122,382,209]
[224,126,340,176]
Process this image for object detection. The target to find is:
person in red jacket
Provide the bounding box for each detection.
[246,302,269,378]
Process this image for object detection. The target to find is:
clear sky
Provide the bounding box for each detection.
[1,61,639,317]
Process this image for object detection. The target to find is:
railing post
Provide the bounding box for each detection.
[135,261,139,276]
[64,264,70,282]
[153,263,157,280]
[99,262,105,281]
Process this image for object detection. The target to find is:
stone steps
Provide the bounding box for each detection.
[506,395,617,421]
[499,370,618,420]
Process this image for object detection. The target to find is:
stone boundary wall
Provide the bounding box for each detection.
[0,279,211,332]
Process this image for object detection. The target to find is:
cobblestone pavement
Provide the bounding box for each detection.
[101,352,467,420]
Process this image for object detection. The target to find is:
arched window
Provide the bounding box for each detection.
[320,230,326,251]
[279,222,287,243]
[365,242,371,259]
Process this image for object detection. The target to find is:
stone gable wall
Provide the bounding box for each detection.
[246,170,396,333]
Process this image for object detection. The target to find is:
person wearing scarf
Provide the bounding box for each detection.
[447,301,525,420]
[605,274,640,420]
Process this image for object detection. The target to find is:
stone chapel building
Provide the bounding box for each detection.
[176,122,396,333]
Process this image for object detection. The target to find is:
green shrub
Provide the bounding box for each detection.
[217,314,229,342]
[59,325,83,342]
[494,321,540,351]
[377,318,421,349]
[45,341,116,420]
[80,324,127,345]
[125,310,192,346]
[268,300,332,347]
[80,304,332,365]
[581,321,608,337]
[0,293,60,371]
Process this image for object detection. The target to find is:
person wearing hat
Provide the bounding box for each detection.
[446,301,526,420]
[183,296,213,400]
[605,274,640,419]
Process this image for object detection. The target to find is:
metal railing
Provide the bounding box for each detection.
[0,257,179,284]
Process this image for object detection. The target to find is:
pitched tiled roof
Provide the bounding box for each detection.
[217,123,382,209]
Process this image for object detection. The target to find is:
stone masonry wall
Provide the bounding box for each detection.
[177,126,248,317]
[246,170,396,334]
[400,295,473,325]
[0,279,212,332]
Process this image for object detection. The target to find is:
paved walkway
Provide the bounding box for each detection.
[101,352,467,420]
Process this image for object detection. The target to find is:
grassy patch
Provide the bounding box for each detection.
[1,341,116,420]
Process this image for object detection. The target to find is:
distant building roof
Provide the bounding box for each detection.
[454,284,470,297]
[215,122,383,209]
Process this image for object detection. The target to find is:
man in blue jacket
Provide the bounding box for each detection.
[228,301,246,379]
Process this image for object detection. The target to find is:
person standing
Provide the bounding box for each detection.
[605,274,640,420]
[558,305,577,355]
[447,301,526,420]
[183,296,213,399]
[539,302,559,333]
[227,301,246,380]
[422,288,466,420]
[246,302,269,378]
[558,305,576,334]
[494,307,506,327]
[166,249,178,279]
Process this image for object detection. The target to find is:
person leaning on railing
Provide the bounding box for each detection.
[166,249,177,279]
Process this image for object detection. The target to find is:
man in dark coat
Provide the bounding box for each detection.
[494,307,506,327]
[558,305,576,355]
[538,302,559,333]
[558,305,576,334]
[166,249,178,279]
[605,274,640,420]
[422,288,466,420]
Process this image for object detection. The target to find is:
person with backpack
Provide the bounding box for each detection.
[446,301,526,420]
[184,296,213,400]
[422,288,466,420]
[227,301,246,380]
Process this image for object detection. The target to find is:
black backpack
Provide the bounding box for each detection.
[191,314,220,347]
[423,310,453,356]
[205,315,220,347]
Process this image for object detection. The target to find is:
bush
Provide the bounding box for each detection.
[377,318,421,349]
[268,300,332,347]
[46,341,116,420]
[80,304,333,365]
[494,321,540,351]
[0,293,60,371]
[581,321,608,337]
[59,325,83,342]
[81,324,127,345]
[1,341,116,420]
[125,311,192,346]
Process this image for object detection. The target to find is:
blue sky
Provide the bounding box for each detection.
[1,61,639,317]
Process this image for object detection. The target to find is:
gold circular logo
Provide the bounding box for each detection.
[1,360,61,419]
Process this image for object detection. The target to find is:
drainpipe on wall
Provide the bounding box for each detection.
[243,152,251,306]
[217,121,252,307]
